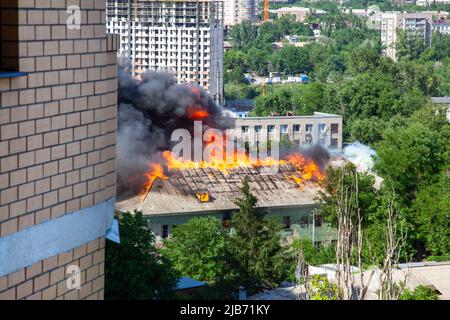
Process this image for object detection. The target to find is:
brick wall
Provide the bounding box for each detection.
[0,237,105,300]
[0,0,118,300]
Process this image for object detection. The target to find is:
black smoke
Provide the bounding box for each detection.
[116,60,230,196]
[116,60,330,197]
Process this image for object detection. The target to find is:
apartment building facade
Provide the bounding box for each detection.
[106,0,224,104]
[416,0,450,6]
[234,112,343,150]
[224,0,259,26]
[0,1,118,300]
[381,12,433,61]
[433,19,450,35]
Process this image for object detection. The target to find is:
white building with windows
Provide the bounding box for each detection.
[106,0,224,104]
[380,12,433,61]
[433,19,450,34]
[234,112,343,150]
[224,0,259,26]
[416,0,450,6]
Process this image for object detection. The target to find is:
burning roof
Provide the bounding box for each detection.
[116,160,323,216]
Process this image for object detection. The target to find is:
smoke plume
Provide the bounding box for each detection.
[117,60,228,196]
[343,141,376,172]
[116,60,331,197]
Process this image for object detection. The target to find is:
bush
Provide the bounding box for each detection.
[399,285,439,300]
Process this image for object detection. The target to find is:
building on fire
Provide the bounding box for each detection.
[116,112,343,242]
[116,161,338,243]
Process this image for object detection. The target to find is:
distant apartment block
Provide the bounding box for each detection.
[381,12,433,61]
[239,0,259,23]
[390,0,415,4]
[106,0,224,104]
[0,2,118,300]
[433,19,450,34]
[224,0,239,26]
[224,0,259,26]
[234,112,343,150]
[270,7,326,23]
[416,0,450,6]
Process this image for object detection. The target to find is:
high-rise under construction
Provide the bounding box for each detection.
[106,0,224,105]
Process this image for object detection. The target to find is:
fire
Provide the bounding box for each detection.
[186,106,209,120]
[139,150,325,204]
[139,163,168,203]
[161,150,325,184]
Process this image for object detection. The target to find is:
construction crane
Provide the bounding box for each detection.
[263,0,269,22]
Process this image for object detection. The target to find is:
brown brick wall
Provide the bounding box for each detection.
[0,0,118,300]
[0,1,118,234]
[0,237,106,300]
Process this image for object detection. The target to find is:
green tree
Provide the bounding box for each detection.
[224,50,247,84]
[399,285,439,300]
[318,163,378,227]
[270,45,312,74]
[163,217,230,282]
[105,211,178,300]
[411,174,450,256]
[246,47,270,75]
[291,82,326,115]
[228,178,289,290]
[348,117,387,145]
[292,239,335,266]
[230,21,258,50]
[396,29,427,61]
[253,85,296,116]
[374,123,447,202]
[427,32,450,61]
[308,275,340,300]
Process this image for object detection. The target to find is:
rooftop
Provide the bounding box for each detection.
[270,7,326,14]
[235,112,342,121]
[431,96,450,104]
[116,164,321,216]
[224,99,255,113]
[176,276,206,290]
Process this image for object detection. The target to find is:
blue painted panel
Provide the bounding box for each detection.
[0,197,115,277]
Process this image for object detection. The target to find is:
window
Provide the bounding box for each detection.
[300,216,309,228]
[314,216,323,227]
[268,125,275,133]
[305,124,313,132]
[319,124,327,132]
[331,138,338,148]
[244,141,250,155]
[305,134,313,144]
[293,124,300,132]
[0,4,20,75]
[241,126,249,133]
[255,125,262,133]
[222,213,231,229]
[283,216,292,229]
[331,123,339,134]
[280,125,288,134]
[162,225,169,239]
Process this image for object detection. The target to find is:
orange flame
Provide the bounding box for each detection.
[139,163,168,202]
[186,106,209,120]
[161,150,324,182]
[139,151,325,202]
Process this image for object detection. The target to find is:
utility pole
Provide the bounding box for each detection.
[312,211,315,245]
